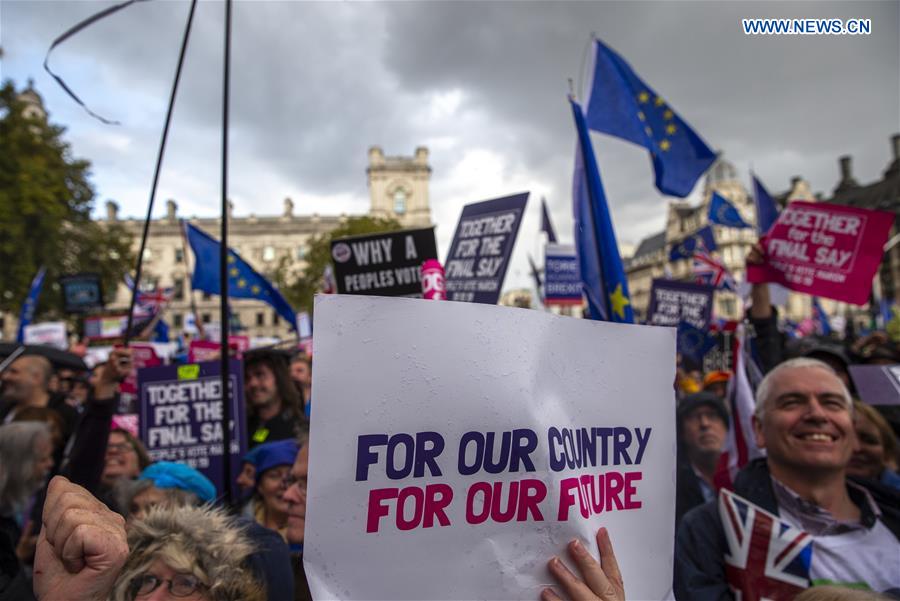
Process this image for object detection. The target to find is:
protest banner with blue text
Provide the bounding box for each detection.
[544,243,582,305]
[647,279,714,329]
[305,295,676,600]
[138,360,246,499]
[444,193,528,304]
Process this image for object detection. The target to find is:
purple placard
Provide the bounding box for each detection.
[849,364,900,406]
[444,192,529,304]
[138,359,247,499]
[646,279,714,329]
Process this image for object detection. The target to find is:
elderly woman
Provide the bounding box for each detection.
[251,439,298,540]
[110,504,265,601]
[117,462,217,525]
[0,422,55,597]
[848,401,900,491]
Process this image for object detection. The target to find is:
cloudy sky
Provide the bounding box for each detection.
[3,1,898,294]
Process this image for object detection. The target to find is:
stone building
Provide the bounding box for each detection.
[367,146,432,228]
[625,136,900,326]
[625,156,813,322]
[0,147,433,341]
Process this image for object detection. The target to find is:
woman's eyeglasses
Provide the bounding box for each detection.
[133,573,205,598]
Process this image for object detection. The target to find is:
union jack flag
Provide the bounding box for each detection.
[124,275,173,316]
[693,250,736,291]
[719,488,812,601]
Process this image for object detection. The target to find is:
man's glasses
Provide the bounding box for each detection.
[133,573,205,598]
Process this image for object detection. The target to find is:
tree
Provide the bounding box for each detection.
[277,215,402,312]
[0,80,134,320]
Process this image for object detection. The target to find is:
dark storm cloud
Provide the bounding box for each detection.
[3,0,898,258]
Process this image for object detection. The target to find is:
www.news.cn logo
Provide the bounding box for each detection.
[742,18,871,35]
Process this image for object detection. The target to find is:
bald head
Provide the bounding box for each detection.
[1,355,53,407]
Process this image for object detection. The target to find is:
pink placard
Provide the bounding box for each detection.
[421,259,446,301]
[187,337,248,363]
[116,343,161,396]
[747,201,893,305]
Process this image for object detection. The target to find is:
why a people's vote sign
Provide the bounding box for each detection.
[305,295,676,600]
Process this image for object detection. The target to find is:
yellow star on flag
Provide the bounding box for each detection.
[229,267,239,277]
[637,91,650,103]
[666,124,677,135]
[227,255,236,264]
[654,96,665,107]
[251,285,261,294]
[663,109,674,120]
[237,278,247,288]
[609,283,630,320]
[644,126,653,136]
[660,139,671,151]
[637,111,646,121]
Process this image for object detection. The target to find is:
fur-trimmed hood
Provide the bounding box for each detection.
[110,504,265,601]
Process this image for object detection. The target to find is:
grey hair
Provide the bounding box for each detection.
[114,478,201,520]
[754,357,852,418]
[0,421,52,514]
[110,504,264,601]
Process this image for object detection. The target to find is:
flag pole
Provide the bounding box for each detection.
[219,0,234,506]
[124,0,198,345]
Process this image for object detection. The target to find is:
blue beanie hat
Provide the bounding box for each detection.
[242,444,264,466]
[140,461,217,503]
[253,439,299,484]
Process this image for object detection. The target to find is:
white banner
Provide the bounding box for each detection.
[23,322,68,350]
[305,295,676,600]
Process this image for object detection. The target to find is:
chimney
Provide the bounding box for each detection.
[166,199,177,223]
[283,197,294,218]
[791,176,802,188]
[838,155,857,186]
[415,146,429,163]
[105,200,119,221]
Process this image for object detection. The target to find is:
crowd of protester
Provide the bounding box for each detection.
[2,256,900,600]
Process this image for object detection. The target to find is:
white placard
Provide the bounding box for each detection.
[23,322,68,350]
[305,295,677,600]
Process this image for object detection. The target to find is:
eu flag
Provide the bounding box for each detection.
[584,39,716,198]
[669,226,717,261]
[16,267,46,343]
[571,97,633,323]
[184,222,298,332]
[752,174,780,235]
[708,192,750,229]
[677,320,717,364]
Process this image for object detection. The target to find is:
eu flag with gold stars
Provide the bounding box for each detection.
[184,222,298,331]
[571,97,634,324]
[584,39,716,198]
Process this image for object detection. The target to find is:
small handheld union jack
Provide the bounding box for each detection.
[693,250,736,291]
[719,488,812,601]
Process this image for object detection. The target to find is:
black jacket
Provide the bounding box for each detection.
[674,459,900,600]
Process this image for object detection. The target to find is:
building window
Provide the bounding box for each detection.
[173,313,183,328]
[393,189,407,215]
[201,313,211,324]
[175,248,184,263]
[263,246,276,262]
[256,312,264,326]
[296,246,306,260]
[173,277,184,301]
[273,311,280,326]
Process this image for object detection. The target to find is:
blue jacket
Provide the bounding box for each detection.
[674,459,900,600]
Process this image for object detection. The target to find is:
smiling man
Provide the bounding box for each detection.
[674,358,900,599]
